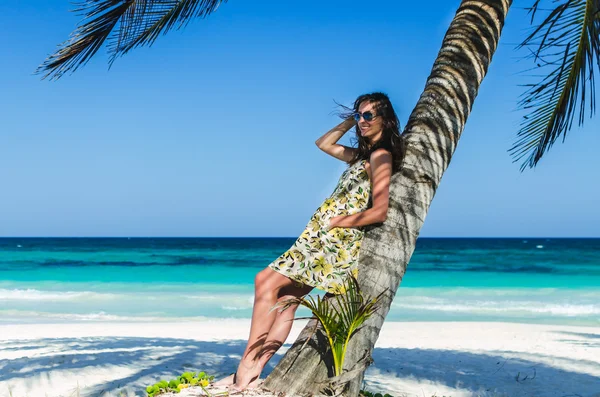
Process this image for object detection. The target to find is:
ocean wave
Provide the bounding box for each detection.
[3,258,597,275]
[0,288,117,301]
[222,306,248,311]
[163,256,208,265]
[0,257,212,268]
[220,297,255,311]
[0,310,211,322]
[0,257,268,269]
[392,299,600,316]
[410,265,568,274]
[182,294,253,302]
[400,287,564,297]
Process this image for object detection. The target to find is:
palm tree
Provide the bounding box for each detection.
[38,1,599,396]
[265,1,514,394]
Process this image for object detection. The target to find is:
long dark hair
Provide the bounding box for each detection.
[339,92,405,173]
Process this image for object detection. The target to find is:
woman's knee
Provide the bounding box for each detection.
[254,268,269,287]
[254,268,278,299]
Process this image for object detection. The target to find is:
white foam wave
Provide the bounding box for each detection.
[182,294,219,301]
[221,296,254,311]
[0,310,211,322]
[393,300,600,316]
[400,288,563,299]
[0,288,116,301]
[222,306,247,311]
[183,293,254,311]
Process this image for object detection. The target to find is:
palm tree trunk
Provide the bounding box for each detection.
[263,1,512,395]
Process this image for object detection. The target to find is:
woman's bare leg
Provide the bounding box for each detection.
[254,284,313,372]
[228,268,306,390]
[214,283,311,389]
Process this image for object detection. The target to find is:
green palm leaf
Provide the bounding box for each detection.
[510,0,600,170]
[276,277,381,377]
[37,0,227,80]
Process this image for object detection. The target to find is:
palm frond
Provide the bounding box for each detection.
[277,293,344,372]
[510,0,600,170]
[276,277,381,377]
[37,0,227,80]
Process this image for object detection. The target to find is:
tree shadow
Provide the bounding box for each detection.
[367,346,600,397]
[1,336,599,397]
[0,337,265,397]
[553,331,600,348]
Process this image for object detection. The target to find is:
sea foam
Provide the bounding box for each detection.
[0,288,116,301]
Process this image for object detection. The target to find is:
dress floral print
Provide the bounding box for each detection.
[268,159,372,294]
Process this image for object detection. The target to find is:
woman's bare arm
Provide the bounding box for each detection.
[315,118,358,162]
[328,149,392,228]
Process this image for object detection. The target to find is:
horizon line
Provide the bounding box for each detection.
[1,236,599,239]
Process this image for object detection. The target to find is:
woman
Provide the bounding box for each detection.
[215,92,404,391]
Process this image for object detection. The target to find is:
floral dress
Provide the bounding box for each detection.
[268,159,372,294]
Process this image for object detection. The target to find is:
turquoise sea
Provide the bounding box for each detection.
[0,238,598,326]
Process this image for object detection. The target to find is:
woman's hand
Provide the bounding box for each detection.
[327,216,345,231]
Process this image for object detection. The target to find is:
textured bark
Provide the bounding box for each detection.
[263,1,512,395]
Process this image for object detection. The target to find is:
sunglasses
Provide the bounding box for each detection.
[353,111,377,122]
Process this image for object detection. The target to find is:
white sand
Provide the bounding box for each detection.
[0,320,599,397]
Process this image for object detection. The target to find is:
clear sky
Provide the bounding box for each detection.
[1,1,598,238]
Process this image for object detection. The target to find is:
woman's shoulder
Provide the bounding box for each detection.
[371,147,392,155]
[369,147,393,160]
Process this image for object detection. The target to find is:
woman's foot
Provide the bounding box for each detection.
[213,373,261,389]
[229,360,263,392]
[213,373,235,387]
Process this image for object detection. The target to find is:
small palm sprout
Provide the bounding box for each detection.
[276,277,382,377]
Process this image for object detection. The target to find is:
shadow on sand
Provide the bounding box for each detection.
[1,334,599,397]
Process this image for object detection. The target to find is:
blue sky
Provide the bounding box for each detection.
[1,1,598,237]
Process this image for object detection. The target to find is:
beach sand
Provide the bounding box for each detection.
[1,320,599,397]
